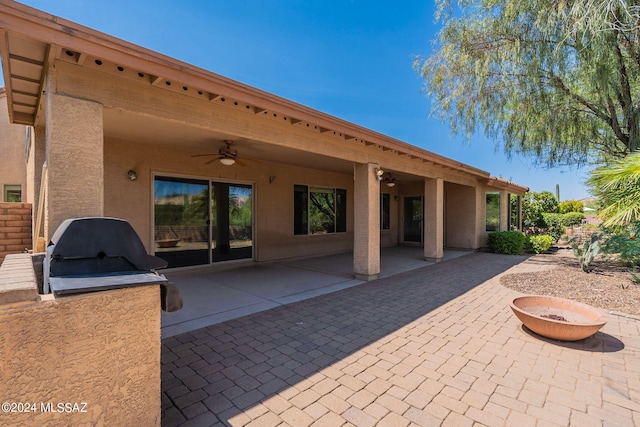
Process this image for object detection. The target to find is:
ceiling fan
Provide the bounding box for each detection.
[191,140,243,166]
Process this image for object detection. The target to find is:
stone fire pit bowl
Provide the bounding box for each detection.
[510,295,608,341]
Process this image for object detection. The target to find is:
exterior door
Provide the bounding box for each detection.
[154,177,210,268]
[403,196,423,243]
[211,183,253,262]
[154,176,253,268]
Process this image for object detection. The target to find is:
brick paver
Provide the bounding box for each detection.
[162,252,640,426]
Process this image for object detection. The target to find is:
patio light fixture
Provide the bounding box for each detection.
[375,168,384,181]
[385,174,396,187]
[127,170,137,181]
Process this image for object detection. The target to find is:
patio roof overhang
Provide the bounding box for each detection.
[0,0,528,194]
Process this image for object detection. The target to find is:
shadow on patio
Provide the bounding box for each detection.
[161,251,529,426]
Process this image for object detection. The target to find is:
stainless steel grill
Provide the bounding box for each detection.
[43,217,182,312]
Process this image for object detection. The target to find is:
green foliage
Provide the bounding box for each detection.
[522,191,559,228]
[528,235,554,254]
[572,237,601,272]
[561,212,585,226]
[540,213,565,241]
[559,200,584,214]
[486,193,501,231]
[487,231,527,255]
[415,0,640,167]
[599,221,640,267]
[588,152,640,227]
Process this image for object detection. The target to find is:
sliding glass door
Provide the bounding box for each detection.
[154,176,253,268]
[403,196,423,243]
[212,183,253,262]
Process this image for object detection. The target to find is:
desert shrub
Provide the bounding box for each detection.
[559,200,584,214]
[529,235,554,254]
[600,221,640,267]
[487,231,527,255]
[561,212,585,226]
[540,213,564,241]
[522,191,559,228]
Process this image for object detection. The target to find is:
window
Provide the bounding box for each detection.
[486,192,501,232]
[380,193,390,230]
[4,185,21,202]
[294,185,346,235]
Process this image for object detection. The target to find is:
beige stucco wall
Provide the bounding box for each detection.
[0,254,160,427]
[104,139,355,262]
[0,90,27,202]
[444,182,477,249]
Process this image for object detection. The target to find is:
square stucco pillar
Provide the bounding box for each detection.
[353,163,380,281]
[500,190,509,231]
[424,177,444,262]
[44,93,104,240]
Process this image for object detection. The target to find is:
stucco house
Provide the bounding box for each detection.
[0,0,527,280]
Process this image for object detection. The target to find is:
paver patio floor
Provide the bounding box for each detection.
[161,252,640,426]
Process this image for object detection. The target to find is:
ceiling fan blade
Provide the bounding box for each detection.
[205,157,222,165]
[191,153,218,158]
[235,158,247,167]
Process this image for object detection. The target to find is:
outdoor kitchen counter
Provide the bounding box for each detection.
[0,254,161,427]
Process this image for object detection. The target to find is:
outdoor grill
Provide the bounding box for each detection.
[42,217,182,312]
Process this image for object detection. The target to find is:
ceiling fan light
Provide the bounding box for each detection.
[386,181,396,187]
[220,158,235,166]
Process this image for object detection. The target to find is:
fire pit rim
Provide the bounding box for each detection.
[509,294,608,341]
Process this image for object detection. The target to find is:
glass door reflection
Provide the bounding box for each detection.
[212,183,253,262]
[154,177,210,268]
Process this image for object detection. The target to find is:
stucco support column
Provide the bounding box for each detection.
[353,163,380,281]
[424,177,444,262]
[500,190,509,231]
[44,93,104,240]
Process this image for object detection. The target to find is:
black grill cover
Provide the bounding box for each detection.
[49,217,168,277]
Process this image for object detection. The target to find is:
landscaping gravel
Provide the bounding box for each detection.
[500,248,640,316]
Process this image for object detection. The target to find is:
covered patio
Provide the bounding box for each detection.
[162,246,472,337]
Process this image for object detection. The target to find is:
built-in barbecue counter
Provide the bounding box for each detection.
[0,218,182,427]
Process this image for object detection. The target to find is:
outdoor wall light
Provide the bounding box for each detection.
[127,170,137,181]
[220,158,235,166]
[375,168,384,181]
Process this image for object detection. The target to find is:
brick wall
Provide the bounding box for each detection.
[0,203,32,266]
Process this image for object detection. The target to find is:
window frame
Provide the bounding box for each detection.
[294,184,347,235]
[485,192,501,232]
[380,193,390,230]
[4,184,22,202]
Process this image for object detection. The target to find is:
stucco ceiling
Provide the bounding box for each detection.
[102,108,357,175]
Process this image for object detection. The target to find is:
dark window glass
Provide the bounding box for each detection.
[294,185,346,235]
[486,192,501,232]
[381,193,390,230]
[294,185,308,235]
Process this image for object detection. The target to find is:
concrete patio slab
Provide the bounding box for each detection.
[162,247,470,337]
[161,251,640,426]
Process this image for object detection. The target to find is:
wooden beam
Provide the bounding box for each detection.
[150,75,164,86]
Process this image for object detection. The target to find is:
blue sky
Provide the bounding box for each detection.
[14,0,591,200]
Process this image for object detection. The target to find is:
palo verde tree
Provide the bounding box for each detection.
[414,0,640,167]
